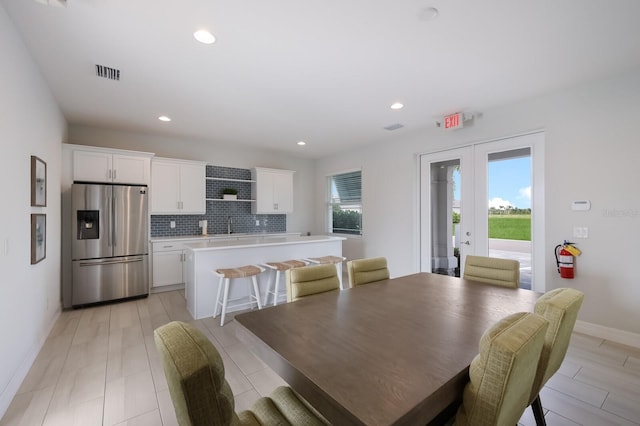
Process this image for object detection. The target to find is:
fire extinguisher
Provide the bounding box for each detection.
[555,241,581,279]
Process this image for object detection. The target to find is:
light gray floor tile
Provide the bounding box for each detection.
[0,386,54,426]
[602,392,640,423]
[113,409,163,426]
[103,370,158,426]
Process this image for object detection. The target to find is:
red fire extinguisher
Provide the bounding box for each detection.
[555,241,580,279]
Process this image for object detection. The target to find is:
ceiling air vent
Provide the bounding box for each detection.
[95,64,121,81]
[384,123,404,131]
[33,0,67,7]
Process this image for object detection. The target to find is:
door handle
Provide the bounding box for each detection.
[462,241,470,245]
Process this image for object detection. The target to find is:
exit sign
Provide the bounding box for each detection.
[443,112,463,130]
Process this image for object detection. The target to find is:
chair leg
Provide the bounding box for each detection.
[531,394,546,426]
[214,276,223,318]
[251,275,262,310]
[220,278,231,326]
[273,270,281,306]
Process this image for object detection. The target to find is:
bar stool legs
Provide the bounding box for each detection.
[262,260,307,306]
[213,265,264,326]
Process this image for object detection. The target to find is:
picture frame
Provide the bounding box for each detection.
[31,214,46,264]
[31,155,47,207]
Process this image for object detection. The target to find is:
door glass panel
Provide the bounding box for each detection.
[487,148,532,289]
[430,159,460,277]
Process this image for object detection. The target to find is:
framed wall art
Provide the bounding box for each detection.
[31,155,47,207]
[31,214,46,264]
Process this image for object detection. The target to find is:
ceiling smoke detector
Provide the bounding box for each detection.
[95,64,121,81]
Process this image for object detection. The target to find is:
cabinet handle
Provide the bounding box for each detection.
[107,169,111,179]
[113,169,117,180]
[177,201,181,210]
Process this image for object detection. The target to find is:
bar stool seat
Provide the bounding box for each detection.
[263,260,308,306]
[213,265,264,326]
[304,256,347,289]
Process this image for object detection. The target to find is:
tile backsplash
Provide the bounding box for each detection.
[150,165,286,238]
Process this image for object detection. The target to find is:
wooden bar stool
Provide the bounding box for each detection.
[262,260,308,306]
[304,255,347,290]
[213,265,264,326]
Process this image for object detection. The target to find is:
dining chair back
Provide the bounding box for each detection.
[463,255,520,288]
[347,257,390,287]
[286,263,340,302]
[455,312,549,426]
[154,321,329,426]
[528,288,584,425]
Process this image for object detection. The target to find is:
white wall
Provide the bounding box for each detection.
[67,126,317,235]
[0,4,67,417]
[316,70,640,335]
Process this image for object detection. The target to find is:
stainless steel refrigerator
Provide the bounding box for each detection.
[71,183,149,306]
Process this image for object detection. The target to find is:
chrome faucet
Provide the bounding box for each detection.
[227,216,233,235]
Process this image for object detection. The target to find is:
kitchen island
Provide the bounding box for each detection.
[184,235,345,319]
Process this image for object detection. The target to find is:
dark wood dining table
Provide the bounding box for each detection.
[234,272,540,426]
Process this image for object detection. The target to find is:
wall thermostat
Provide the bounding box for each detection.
[571,200,591,211]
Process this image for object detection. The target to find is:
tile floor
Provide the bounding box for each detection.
[1,290,639,426]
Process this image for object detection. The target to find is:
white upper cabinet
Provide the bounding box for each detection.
[251,167,294,214]
[73,149,151,185]
[151,158,206,214]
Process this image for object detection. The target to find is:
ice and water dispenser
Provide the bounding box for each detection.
[76,210,100,240]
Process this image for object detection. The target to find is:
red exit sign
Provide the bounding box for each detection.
[443,112,463,130]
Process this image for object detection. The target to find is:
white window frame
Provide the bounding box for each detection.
[327,169,362,236]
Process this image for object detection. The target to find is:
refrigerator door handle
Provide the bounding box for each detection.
[106,190,112,247]
[78,258,144,267]
[112,192,117,248]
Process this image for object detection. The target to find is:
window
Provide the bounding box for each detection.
[328,170,362,235]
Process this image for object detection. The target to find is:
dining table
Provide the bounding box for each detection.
[234,272,540,426]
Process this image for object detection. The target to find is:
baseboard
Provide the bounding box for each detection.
[0,307,61,419]
[574,320,640,349]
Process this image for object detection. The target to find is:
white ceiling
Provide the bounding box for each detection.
[4,0,640,159]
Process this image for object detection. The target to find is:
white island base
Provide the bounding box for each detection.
[184,235,345,319]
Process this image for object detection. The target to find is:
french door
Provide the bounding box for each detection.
[418,132,545,291]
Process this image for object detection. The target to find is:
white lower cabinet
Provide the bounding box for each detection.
[152,241,188,289]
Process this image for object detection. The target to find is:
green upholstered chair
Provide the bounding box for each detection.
[346,257,390,288]
[454,312,549,426]
[154,321,329,426]
[463,255,520,288]
[285,263,340,302]
[528,288,585,426]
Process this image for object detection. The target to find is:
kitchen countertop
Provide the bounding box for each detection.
[185,235,345,251]
[150,232,301,243]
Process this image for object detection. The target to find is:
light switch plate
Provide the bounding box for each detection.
[170,221,176,229]
[573,227,588,238]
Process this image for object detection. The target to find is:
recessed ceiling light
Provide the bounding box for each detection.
[194,30,216,44]
[297,141,306,146]
[158,116,171,122]
[391,102,404,110]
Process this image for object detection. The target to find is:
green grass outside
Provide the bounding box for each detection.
[488,214,531,241]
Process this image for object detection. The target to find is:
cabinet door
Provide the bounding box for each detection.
[253,169,294,214]
[151,161,181,213]
[113,154,150,185]
[272,172,293,213]
[255,171,276,213]
[73,150,112,182]
[179,163,206,214]
[152,250,184,287]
